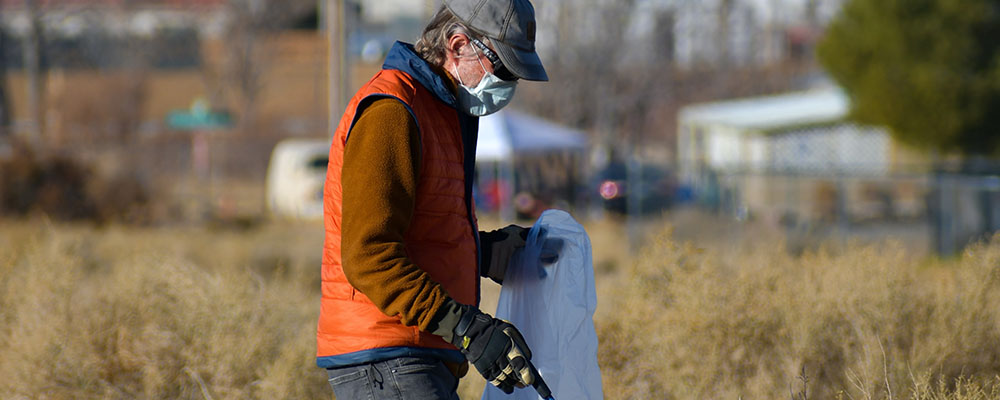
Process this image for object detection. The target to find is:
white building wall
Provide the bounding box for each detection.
[748,135,768,171]
[706,127,746,170]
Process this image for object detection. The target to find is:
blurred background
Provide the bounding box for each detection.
[3,1,1000,399]
[2,0,997,256]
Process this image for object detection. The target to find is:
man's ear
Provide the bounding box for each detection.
[446,33,471,59]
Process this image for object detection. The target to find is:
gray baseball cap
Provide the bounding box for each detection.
[444,0,548,81]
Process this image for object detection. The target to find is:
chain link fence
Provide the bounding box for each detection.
[675,113,1000,255]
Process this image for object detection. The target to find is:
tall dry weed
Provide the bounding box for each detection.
[0,221,327,399]
[597,230,1000,399]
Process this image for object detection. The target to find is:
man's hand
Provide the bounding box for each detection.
[451,304,538,394]
[481,225,529,284]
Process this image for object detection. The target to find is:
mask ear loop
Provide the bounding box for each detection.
[452,64,466,87]
[452,40,489,88]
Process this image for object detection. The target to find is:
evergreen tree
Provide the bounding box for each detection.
[818,0,1000,155]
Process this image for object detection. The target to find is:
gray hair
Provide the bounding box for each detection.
[415,6,487,67]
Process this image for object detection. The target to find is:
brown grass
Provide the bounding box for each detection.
[0,220,326,399]
[597,227,1000,399]
[2,218,1000,399]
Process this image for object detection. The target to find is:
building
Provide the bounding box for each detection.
[677,88,927,224]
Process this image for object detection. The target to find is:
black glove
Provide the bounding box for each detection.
[480,225,530,284]
[451,304,539,394]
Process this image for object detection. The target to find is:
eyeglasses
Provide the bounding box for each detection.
[470,37,519,82]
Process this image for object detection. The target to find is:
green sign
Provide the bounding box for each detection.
[167,99,233,131]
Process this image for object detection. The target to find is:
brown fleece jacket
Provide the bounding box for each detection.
[340,97,452,332]
[342,69,499,340]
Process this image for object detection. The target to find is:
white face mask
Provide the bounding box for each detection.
[452,45,518,117]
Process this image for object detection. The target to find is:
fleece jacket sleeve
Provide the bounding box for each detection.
[340,97,450,331]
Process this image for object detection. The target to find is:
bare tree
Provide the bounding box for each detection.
[223,0,315,135]
[0,24,11,137]
[225,0,267,134]
[22,0,46,147]
[718,0,734,66]
[516,0,820,158]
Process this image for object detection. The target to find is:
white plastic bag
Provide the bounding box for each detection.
[482,209,603,400]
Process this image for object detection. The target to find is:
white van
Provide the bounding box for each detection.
[265,138,330,220]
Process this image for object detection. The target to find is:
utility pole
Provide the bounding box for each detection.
[326,0,348,136]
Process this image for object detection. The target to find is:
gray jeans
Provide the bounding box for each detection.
[326,356,461,400]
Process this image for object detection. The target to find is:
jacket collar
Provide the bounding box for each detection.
[382,41,459,109]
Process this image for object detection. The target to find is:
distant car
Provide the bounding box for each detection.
[265,138,330,220]
[594,162,675,215]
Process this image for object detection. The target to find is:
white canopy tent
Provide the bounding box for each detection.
[477,109,587,162]
[476,110,587,219]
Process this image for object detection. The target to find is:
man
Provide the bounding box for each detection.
[316,0,549,399]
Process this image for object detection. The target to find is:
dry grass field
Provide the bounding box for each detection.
[2,217,1000,399]
[596,228,1000,399]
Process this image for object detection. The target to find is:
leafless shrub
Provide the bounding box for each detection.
[0,145,152,224]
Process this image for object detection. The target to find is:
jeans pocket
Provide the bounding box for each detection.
[327,367,372,399]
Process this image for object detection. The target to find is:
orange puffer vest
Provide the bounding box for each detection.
[317,43,480,368]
